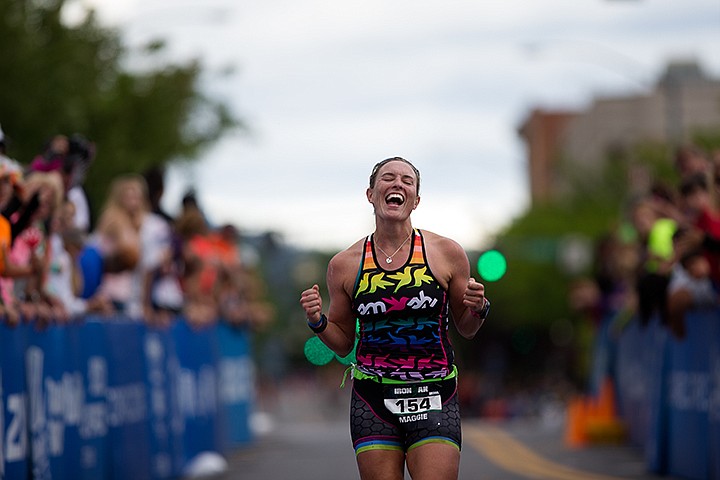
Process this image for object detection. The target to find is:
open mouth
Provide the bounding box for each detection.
[385,193,405,206]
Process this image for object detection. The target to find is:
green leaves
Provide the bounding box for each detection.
[0,0,239,218]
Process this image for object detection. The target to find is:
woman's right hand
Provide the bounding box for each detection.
[300,284,323,324]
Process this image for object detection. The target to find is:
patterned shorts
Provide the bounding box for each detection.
[350,376,461,455]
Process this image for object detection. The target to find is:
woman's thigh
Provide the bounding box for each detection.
[356,449,406,480]
[406,442,460,480]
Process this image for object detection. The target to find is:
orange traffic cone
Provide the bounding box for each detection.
[564,396,588,448]
[585,377,626,444]
[596,377,617,421]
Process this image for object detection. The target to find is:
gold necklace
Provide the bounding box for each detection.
[375,231,412,264]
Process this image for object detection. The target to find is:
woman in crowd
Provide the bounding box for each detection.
[92,174,178,324]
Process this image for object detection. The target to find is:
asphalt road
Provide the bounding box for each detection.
[210,385,679,480]
[215,417,679,480]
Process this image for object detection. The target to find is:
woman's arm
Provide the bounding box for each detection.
[300,246,360,357]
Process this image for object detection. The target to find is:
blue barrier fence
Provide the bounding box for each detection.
[0,316,254,480]
[607,309,720,480]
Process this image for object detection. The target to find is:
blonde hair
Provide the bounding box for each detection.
[98,174,150,231]
[23,171,64,216]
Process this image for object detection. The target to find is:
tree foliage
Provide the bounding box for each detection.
[0,0,238,216]
[486,142,660,328]
[488,132,720,332]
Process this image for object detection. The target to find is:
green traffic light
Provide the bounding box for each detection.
[305,320,360,366]
[304,336,335,365]
[477,249,507,282]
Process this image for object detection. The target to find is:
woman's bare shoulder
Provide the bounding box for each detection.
[329,237,366,270]
[419,229,465,255]
[326,237,366,293]
[420,228,470,275]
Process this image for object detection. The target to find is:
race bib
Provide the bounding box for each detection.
[383,383,441,423]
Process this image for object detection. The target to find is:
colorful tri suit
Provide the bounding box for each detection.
[352,228,454,381]
[349,229,462,455]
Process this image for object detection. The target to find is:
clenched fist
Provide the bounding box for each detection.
[462,277,486,314]
[300,284,323,324]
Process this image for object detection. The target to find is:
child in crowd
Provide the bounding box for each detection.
[667,242,718,339]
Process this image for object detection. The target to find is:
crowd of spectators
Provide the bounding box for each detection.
[0,125,271,330]
[582,143,720,340]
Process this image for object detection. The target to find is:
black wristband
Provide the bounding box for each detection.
[470,299,490,320]
[308,313,328,334]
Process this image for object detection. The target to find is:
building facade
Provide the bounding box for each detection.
[518,60,720,205]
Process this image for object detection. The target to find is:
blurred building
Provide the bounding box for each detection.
[518,59,720,205]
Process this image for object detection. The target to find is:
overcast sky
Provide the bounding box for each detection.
[82,0,720,251]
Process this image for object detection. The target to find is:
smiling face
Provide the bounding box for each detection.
[366,158,420,220]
